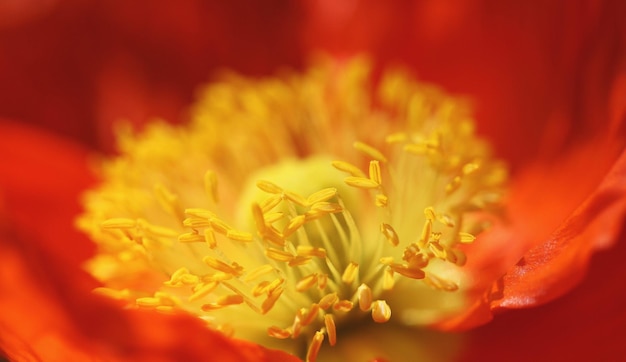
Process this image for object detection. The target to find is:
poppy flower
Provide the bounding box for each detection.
[1,1,625,361]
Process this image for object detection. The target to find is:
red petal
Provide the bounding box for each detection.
[0,1,307,151]
[303,0,626,168]
[0,119,97,265]
[458,226,626,361]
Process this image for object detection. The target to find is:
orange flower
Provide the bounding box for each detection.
[1,1,625,361]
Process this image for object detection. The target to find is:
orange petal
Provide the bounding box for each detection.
[458,226,626,361]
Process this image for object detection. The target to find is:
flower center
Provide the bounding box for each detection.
[79,57,507,361]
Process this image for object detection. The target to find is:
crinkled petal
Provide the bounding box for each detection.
[457,226,626,361]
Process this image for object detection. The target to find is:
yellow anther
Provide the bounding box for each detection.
[300,304,321,326]
[288,256,312,267]
[354,141,388,163]
[204,170,219,203]
[291,316,303,339]
[296,246,327,259]
[168,267,190,284]
[260,194,283,213]
[204,228,217,248]
[183,217,207,228]
[344,176,380,189]
[202,257,244,277]
[188,282,218,302]
[267,326,291,339]
[201,295,244,311]
[331,160,366,177]
[284,190,308,207]
[428,242,447,259]
[261,287,283,314]
[101,218,136,229]
[333,300,354,312]
[375,193,388,207]
[458,232,476,243]
[369,160,382,185]
[389,263,425,280]
[341,262,359,284]
[380,223,399,247]
[371,300,391,323]
[283,214,306,238]
[204,272,233,282]
[318,293,338,310]
[257,180,283,194]
[324,314,337,346]
[262,226,285,247]
[309,202,342,213]
[357,283,373,311]
[226,229,253,242]
[306,187,338,205]
[296,273,319,292]
[264,212,284,224]
[178,232,205,243]
[306,331,325,362]
[208,217,231,234]
[437,213,456,227]
[264,248,294,262]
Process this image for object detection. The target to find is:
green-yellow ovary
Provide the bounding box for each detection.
[78,57,508,360]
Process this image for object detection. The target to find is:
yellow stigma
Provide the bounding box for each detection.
[79,57,507,360]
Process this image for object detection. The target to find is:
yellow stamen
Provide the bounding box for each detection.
[79,57,509,361]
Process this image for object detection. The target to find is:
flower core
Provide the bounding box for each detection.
[79,58,507,360]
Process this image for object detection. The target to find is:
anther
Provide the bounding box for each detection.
[341,262,359,284]
[261,287,283,314]
[357,283,373,311]
[226,229,253,242]
[257,180,283,194]
[296,246,327,258]
[369,160,382,184]
[333,300,354,312]
[188,282,218,302]
[324,314,337,346]
[284,190,308,207]
[296,273,319,292]
[380,223,399,246]
[178,232,205,243]
[332,160,366,177]
[265,248,294,262]
[319,293,338,309]
[267,326,291,339]
[371,300,391,323]
[283,214,306,238]
[306,187,338,205]
[458,232,476,243]
[101,218,136,229]
[306,331,325,362]
[344,176,380,189]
